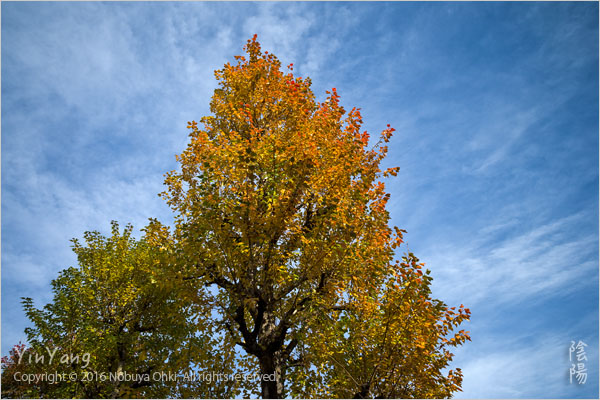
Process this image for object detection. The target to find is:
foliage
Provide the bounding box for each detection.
[3,222,239,398]
[1,343,49,398]
[3,36,470,399]
[300,253,470,398]
[161,35,470,398]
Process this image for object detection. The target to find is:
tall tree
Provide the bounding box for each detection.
[162,35,470,398]
[5,36,470,399]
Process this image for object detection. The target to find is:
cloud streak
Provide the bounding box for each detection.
[426,212,597,309]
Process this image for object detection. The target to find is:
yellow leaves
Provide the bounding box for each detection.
[242,297,258,310]
[149,36,473,398]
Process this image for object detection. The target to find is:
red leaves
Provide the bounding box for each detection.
[382,125,396,143]
[286,79,301,91]
[360,131,370,145]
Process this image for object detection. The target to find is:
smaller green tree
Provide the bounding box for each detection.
[13,221,217,398]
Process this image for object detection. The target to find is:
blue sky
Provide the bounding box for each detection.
[2,2,598,398]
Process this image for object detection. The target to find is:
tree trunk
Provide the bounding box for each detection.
[353,383,371,399]
[259,351,284,398]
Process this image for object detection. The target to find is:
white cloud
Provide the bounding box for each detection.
[242,3,314,67]
[471,108,541,173]
[454,321,598,398]
[458,334,569,398]
[425,212,596,309]
[5,5,145,121]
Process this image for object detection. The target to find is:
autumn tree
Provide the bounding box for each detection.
[162,35,471,398]
[5,36,470,399]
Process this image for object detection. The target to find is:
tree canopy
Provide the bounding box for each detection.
[2,36,470,399]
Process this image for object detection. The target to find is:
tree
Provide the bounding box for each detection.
[161,35,471,398]
[6,221,240,399]
[5,36,470,399]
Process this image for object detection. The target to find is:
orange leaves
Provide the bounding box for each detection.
[161,36,469,399]
[383,166,400,178]
[374,180,385,192]
[312,247,471,398]
[360,131,370,146]
[243,34,261,59]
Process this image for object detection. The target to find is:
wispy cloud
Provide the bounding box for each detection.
[457,329,598,398]
[426,212,597,309]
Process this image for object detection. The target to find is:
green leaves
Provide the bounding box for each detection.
[8,221,227,398]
